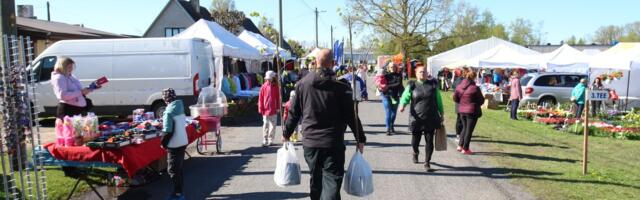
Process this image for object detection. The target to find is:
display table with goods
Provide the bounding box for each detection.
[479,83,508,109]
[43,112,210,177]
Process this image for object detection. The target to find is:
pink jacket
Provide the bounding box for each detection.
[51,72,87,107]
[509,77,522,100]
[258,81,281,116]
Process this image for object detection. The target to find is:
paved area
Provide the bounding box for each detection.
[72,76,535,200]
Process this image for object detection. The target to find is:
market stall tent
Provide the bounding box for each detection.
[237,30,291,60]
[588,42,640,105]
[442,44,541,69]
[427,36,540,74]
[176,19,263,89]
[541,44,591,73]
[176,19,262,60]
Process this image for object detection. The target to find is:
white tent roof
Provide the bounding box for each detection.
[427,37,540,74]
[442,44,540,69]
[589,42,640,70]
[237,30,291,59]
[541,44,591,73]
[176,19,261,60]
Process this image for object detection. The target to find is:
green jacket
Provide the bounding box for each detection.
[162,100,185,133]
[399,79,444,114]
[571,83,586,105]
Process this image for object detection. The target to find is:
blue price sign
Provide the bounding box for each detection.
[590,90,609,101]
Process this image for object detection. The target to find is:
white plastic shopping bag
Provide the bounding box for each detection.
[343,151,374,197]
[274,142,301,187]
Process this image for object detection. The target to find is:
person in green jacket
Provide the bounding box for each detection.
[571,78,587,119]
[399,66,444,172]
[160,88,188,200]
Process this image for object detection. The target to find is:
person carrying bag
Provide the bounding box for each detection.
[274,142,302,187]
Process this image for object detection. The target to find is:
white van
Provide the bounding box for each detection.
[28,37,214,117]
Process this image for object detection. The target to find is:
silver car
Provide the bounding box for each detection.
[520,72,588,106]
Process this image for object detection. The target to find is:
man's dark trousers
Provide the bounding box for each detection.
[303,146,346,200]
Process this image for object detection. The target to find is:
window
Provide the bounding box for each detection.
[561,75,586,87]
[520,75,533,86]
[164,27,185,37]
[30,56,56,82]
[533,75,560,87]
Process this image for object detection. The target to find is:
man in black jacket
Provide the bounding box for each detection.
[283,49,366,200]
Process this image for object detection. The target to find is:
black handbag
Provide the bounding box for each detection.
[84,96,94,111]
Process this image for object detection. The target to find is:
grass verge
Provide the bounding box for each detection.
[440,91,640,199]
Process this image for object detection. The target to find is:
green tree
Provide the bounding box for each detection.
[577,38,586,45]
[491,24,509,40]
[509,18,537,45]
[566,35,577,45]
[345,0,455,68]
[287,39,305,58]
[593,25,624,44]
[209,0,244,34]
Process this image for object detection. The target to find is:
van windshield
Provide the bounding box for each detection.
[30,56,57,82]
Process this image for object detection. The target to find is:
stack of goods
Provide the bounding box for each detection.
[55,113,99,147]
[82,108,202,149]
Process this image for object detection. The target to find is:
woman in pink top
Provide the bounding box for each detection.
[509,71,523,120]
[50,57,94,119]
[258,70,281,146]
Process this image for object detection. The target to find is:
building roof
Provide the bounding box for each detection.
[17,17,126,39]
[177,0,212,21]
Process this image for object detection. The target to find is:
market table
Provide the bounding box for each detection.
[44,119,210,177]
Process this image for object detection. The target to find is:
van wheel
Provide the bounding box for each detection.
[538,96,557,107]
[153,102,167,120]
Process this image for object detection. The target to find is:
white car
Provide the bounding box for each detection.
[520,72,588,106]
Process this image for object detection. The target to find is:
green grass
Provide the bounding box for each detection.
[440,91,640,200]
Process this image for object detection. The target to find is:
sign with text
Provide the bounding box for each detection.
[590,90,609,101]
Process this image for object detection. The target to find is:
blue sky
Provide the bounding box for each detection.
[14,0,640,47]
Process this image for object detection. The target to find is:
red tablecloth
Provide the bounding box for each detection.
[45,119,213,177]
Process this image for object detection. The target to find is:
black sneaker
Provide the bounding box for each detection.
[386,131,392,136]
[424,163,432,172]
[412,154,418,164]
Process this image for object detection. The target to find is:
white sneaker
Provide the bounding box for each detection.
[267,139,273,146]
[262,139,268,147]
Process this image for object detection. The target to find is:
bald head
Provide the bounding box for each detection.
[315,49,333,69]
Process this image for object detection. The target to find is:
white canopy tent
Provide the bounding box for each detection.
[237,30,291,60]
[541,44,591,73]
[427,37,540,74]
[441,44,541,69]
[588,43,640,104]
[176,19,263,88]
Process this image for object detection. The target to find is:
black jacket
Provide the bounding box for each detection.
[384,72,404,99]
[408,80,442,131]
[284,69,366,148]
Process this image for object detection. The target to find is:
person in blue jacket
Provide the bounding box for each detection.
[161,88,188,200]
[571,79,587,119]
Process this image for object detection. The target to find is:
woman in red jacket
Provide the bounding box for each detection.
[258,70,280,147]
[453,70,485,155]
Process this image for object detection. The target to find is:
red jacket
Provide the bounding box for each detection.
[258,81,281,116]
[453,79,485,114]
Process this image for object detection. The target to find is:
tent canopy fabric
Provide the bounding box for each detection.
[427,37,540,74]
[589,42,640,70]
[541,44,591,73]
[237,30,291,60]
[441,44,540,69]
[176,19,262,60]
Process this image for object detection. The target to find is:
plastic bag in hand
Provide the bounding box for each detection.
[344,151,374,197]
[274,142,301,187]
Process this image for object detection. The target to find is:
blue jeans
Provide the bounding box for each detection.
[510,99,520,119]
[381,95,398,131]
[575,103,585,119]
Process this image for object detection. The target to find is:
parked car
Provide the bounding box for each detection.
[28,37,215,117]
[520,72,588,106]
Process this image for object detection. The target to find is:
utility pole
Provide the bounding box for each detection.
[277,0,285,128]
[47,1,51,21]
[1,0,17,63]
[330,25,334,49]
[314,7,325,47]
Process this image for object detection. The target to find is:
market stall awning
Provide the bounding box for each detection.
[427,37,540,74]
[176,19,262,60]
[541,44,591,73]
[237,30,291,60]
[441,44,540,69]
[589,42,640,70]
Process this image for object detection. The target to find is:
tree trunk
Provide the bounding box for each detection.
[401,41,408,79]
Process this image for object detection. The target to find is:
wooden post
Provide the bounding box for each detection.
[583,86,589,175]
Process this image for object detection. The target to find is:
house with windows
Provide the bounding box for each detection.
[145,0,295,56]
